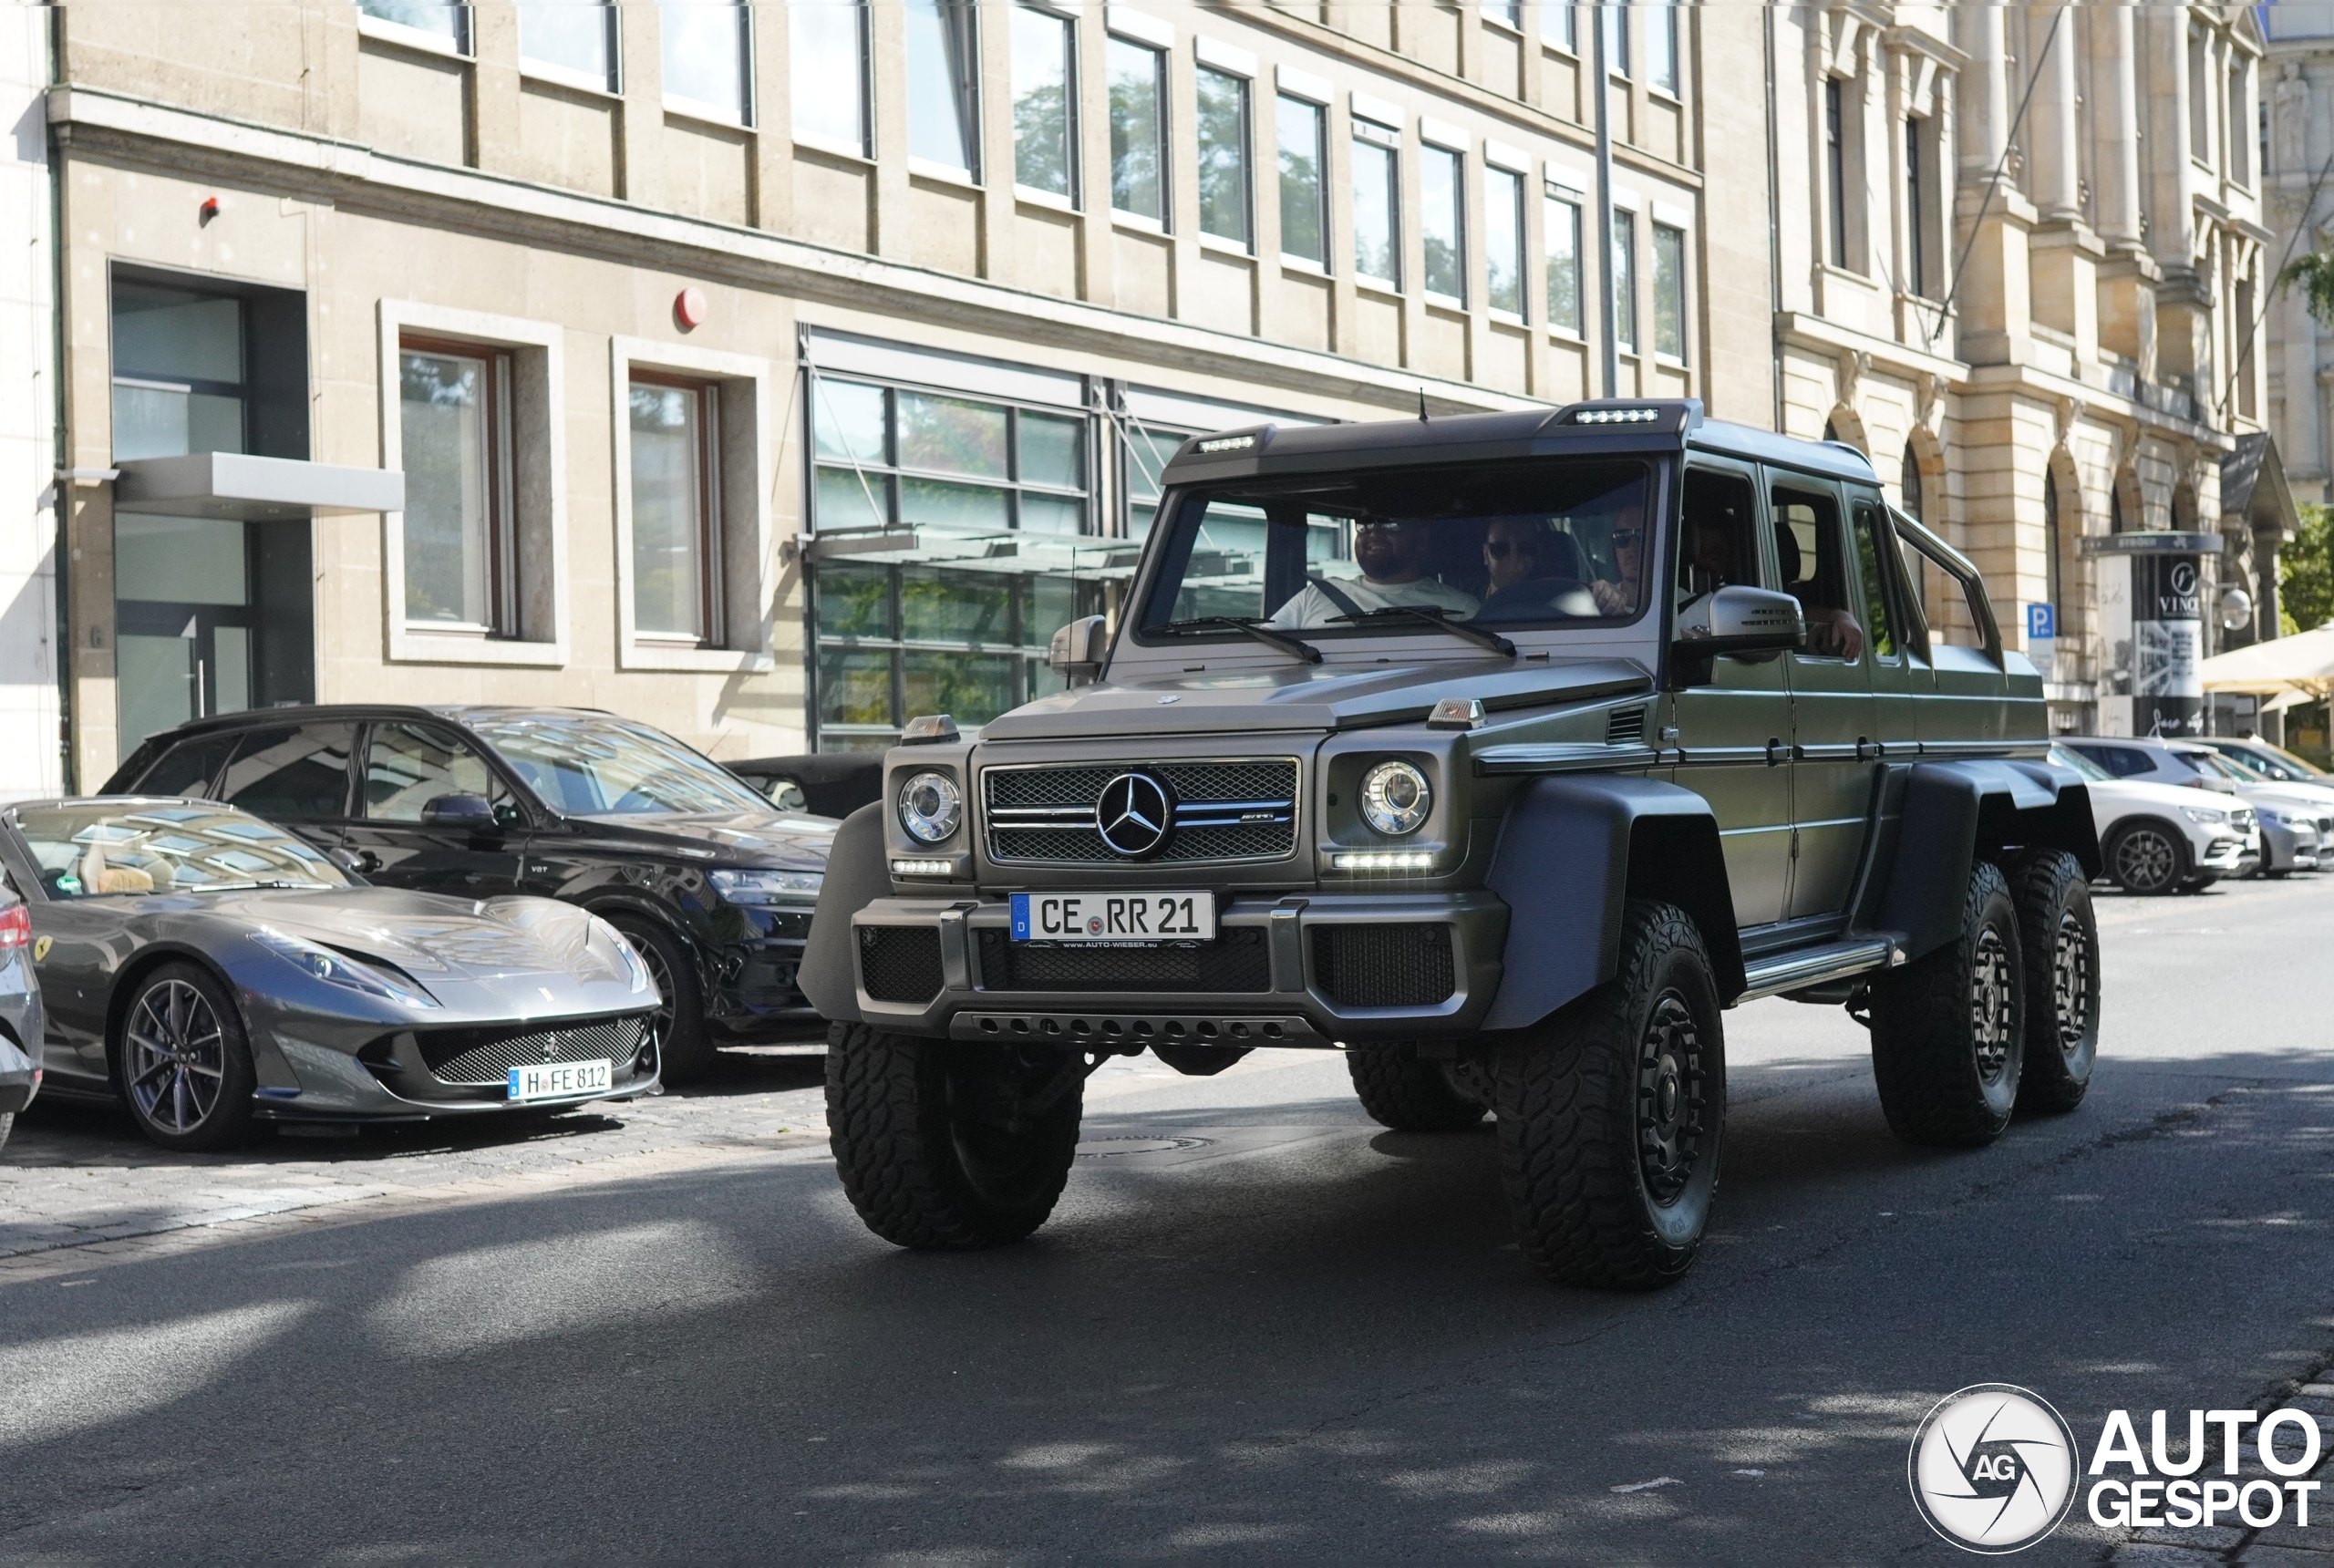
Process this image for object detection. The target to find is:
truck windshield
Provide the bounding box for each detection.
[1138,460,1653,641]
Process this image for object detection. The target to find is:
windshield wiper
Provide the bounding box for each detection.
[1154,616,1323,665]
[1328,605,1516,657]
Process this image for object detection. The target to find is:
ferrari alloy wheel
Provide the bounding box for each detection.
[119,963,256,1150]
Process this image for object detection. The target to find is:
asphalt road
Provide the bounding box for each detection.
[5,874,2334,1563]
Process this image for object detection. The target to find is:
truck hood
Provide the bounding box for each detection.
[979,657,1655,741]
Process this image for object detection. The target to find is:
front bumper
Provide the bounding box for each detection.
[849,892,1510,1047]
[2261,820,2321,872]
[706,911,825,1042]
[252,1011,663,1123]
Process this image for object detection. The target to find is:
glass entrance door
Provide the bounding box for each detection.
[114,514,257,750]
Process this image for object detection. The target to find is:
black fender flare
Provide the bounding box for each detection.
[1482,774,1745,1031]
[1873,759,2101,962]
[798,802,889,1024]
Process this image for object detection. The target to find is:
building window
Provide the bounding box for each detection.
[1646,0,1677,93]
[358,0,469,49]
[1010,5,1075,199]
[1421,145,1465,303]
[519,0,615,90]
[1612,217,1637,352]
[1196,67,1252,247]
[906,0,980,176]
[1651,222,1685,358]
[2231,61,2252,185]
[1905,116,1926,297]
[399,339,515,634]
[661,0,749,122]
[2044,470,2065,627]
[1824,77,1848,268]
[1352,121,1401,288]
[1539,3,1575,52]
[1602,0,1628,77]
[1108,36,1166,222]
[1485,165,1525,316]
[790,0,868,154]
[2189,26,2212,163]
[1545,186,1583,334]
[1277,95,1327,265]
[807,376,1093,747]
[1900,444,1924,523]
[629,377,720,643]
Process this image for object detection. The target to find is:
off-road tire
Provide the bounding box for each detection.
[2106,820,2188,896]
[608,918,716,1084]
[1869,861,2024,1146]
[2009,850,2099,1115]
[1493,900,1726,1290]
[825,1022,1082,1250]
[115,962,257,1152]
[1347,1044,1488,1131]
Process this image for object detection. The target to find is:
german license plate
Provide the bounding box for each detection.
[507,1059,612,1102]
[1010,892,1215,944]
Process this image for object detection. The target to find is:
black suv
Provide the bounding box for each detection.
[105,706,832,1079]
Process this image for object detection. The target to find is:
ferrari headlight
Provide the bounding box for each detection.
[252,927,439,1008]
[897,771,963,844]
[707,867,824,906]
[1359,760,1432,836]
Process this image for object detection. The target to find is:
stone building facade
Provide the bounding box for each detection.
[17,0,2291,781]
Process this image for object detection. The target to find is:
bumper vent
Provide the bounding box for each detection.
[976,927,1271,993]
[418,1015,649,1088]
[1313,924,1456,1008]
[1606,705,1647,746]
[860,926,945,1004]
[984,759,1299,865]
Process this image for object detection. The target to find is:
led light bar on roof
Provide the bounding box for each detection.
[1195,432,1258,453]
[1572,407,1662,425]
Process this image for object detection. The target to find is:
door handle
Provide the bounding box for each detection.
[1855,738,1882,761]
[1765,738,1790,767]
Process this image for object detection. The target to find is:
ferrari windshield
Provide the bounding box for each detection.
[466,713,770,818]
[11,803,349,899]
[1138,459,1652,641]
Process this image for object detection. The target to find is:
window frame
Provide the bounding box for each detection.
[1645,0,1678,95]
[517,0,619,95]
[1538,2,1575,54]
[1276,92,1330,269]
[1009,3,1079,204]
[1824,77,1849,270]
[1612,209,1638,353]
[1420,141,1468,306]
[625,369,723,647]
[1351,118,1404,292]
[1484,162,1526,320]
[1195,65,1255,250]
[1107,32,1171,226]
[1544,181,1584,336]
[659,0,753,127]
[377,300,571,669]
[905,0,984,181]
[790,0,872,158]
[355,1,473,58]
[396,331,518,640]
[1650,219,1687,362]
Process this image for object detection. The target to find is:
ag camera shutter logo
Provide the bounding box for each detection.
[1908,1385,2080,1553]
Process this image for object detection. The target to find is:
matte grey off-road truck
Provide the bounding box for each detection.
[800,399,2102,1289]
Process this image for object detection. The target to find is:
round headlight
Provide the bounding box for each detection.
[1359,760,1432,836]
[897,770,963,844]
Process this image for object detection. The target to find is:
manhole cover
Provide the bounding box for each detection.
[1074,1136,1211,1158]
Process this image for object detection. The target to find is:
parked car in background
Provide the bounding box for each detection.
[2049,744,2257,894]
[2195,735,2332,787]
[2,799,660,1148]
[103,707,833,1080]
[2166,742,2331,876]
[0,878,42,1152]
[2059,736,2237,797]
[725,754,883,820]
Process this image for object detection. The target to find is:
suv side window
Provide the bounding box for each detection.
[1677,468,1761,603]
[133,734,236,799]
[2071,743,2153,779]
[1771,486,1864,660]
[219,724,359,820]
[365,723,520,826]
[1849,501,1899,661]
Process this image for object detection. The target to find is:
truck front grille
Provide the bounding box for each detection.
[975,928,1272,993]
[1313,925,1456,1008]
[983,759,1299,865]
[860,926,945,1004]
[418,1016,650,1087]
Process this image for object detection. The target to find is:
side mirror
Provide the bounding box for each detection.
[421,792,498,830]
[326,845,378,876]
[1674,585,1805,659]
[1047,614,1110,686]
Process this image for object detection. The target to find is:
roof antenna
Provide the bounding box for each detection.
[1418,387,1430,423]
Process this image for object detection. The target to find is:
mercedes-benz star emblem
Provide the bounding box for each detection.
[1094,771,1174,859]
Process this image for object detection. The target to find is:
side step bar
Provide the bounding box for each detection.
[1736,936,1898,1003]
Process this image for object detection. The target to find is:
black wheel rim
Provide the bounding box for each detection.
[2051,912,2091,1056]
[632,935,676,1055]
[1636,990,1709,1207]
[2115,830,2176,892]
[125,979,225,1135]
[1969,926,2015,1084]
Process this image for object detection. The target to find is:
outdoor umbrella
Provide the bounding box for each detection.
[2195,624,2334,696]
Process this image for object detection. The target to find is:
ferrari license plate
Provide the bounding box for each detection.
[1010,892,1215,944]
[507,1059,613,1101]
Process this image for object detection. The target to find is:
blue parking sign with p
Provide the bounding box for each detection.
[2027,603,2055,641]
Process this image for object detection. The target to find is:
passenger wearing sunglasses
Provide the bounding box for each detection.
[1476,517,1598,620]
